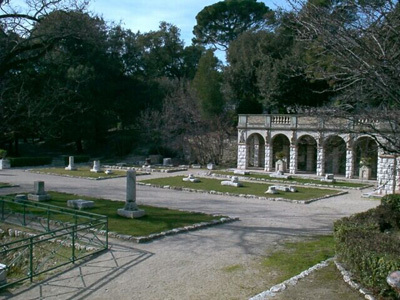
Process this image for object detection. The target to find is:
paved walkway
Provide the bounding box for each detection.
[0,169,379,300]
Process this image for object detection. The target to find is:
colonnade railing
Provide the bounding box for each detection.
[238,114,381,131]
[0,197,108,289]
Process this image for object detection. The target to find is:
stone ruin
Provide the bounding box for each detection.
[117,170,145,218]
[67,199,94,210]
[321,173,336,183]
[221,176,243,187]
[266,185,298,194]
[183,174,200,183]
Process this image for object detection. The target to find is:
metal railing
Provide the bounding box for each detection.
[0,197,108,289]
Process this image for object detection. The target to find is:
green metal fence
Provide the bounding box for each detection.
[0,197,108,289]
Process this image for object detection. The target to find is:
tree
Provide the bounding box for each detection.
[193,50,225,118]
[193,0,274,50]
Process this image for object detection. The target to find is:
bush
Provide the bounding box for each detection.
[0,149,7,159]
[381,194,400,212]
[334,205,400,299]
[62,155,90,166]
[9,157,53,167]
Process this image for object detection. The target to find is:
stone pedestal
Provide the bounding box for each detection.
[275,159,287,173]
[28,181,50,201]
[65,156,77,171]
[117,170,145,218]
[207,163,216,170]
[183,174,200,183]
[0,159,10,170]
[163,158,172,166]
[221,176,243,187]
[90,160,101,173]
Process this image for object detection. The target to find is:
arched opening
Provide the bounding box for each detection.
[272,134,290,171]
[297,135,317,173]
[324,136,346,175]
[246,133,265,168]
[353,136,378,179]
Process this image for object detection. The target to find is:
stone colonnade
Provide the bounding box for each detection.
[237,114,398,195]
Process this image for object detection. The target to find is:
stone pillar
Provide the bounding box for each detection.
[65,156,77,171]
[377,154,396,195]
[237,144,247,170]
[90,160,101,173]
[316,147,325,176]
[117,170,145,218]
[345,147,354,179]
[306,145,314,172]
[264,144,272,172]
[289,145,298,174]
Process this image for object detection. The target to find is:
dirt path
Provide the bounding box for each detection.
[0,169,379,300]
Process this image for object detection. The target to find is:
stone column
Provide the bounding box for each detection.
[65,156,77,171]
[289,145,298,174]
[306,145,315,172]
[316,146,325,176]
[345,147,354,179]
[264,144,272,172]
[28,181,50,201]
[237,144,247,170]
[117,170,145,218]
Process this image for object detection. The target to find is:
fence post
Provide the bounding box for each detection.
[71,226,76,264]
[29,237,33,282]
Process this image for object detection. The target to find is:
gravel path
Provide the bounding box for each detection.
[0,168,379,300]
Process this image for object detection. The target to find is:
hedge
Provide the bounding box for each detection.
[334,194,400,299]
[9,157,53,167]
[62,155,90,166]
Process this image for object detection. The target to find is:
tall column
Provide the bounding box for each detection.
[289,145,298,174]
[264,144,272,172]
[316,146,325,176]
[306,145,315,172]
[345,146,354,179]
[377,154,396,195]
[237,144,247,169]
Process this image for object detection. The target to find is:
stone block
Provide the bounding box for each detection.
[67,199,94,210]
[0,159,10,170]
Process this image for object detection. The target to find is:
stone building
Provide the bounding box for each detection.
[237,114,400,195]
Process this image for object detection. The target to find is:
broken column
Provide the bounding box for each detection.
[117,170,145,218]
[28,181,51,201]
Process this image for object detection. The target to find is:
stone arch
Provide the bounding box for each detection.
[353,136,378,179]
[271,134,291,171]
[296,135,317,173]
[324,135,346,175]
[246,133,265,168]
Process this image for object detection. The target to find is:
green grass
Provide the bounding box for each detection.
[5,192,221,237]
[214,171,368,188]
[141,176,338,201]
[262,235,335,284]
[33,167,127,179]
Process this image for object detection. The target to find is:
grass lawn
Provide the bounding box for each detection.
[4,192,222,237]
[141,176,339,201]
[32,167,128,179]
[262,235,335,284]
[214,171,368,188]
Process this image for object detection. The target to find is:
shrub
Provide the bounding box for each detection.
[334,205,400,299]
[0,149,7,159]
[62,155,90,166]
[9,157,52,167]
[381,194,400,212]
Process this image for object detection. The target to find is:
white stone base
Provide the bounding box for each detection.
[28,194,51,201]
[0,159,10,170]
[65,166,77,170]
[117,208,146,218]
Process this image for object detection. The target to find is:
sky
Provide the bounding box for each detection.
[88,0,288,46]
